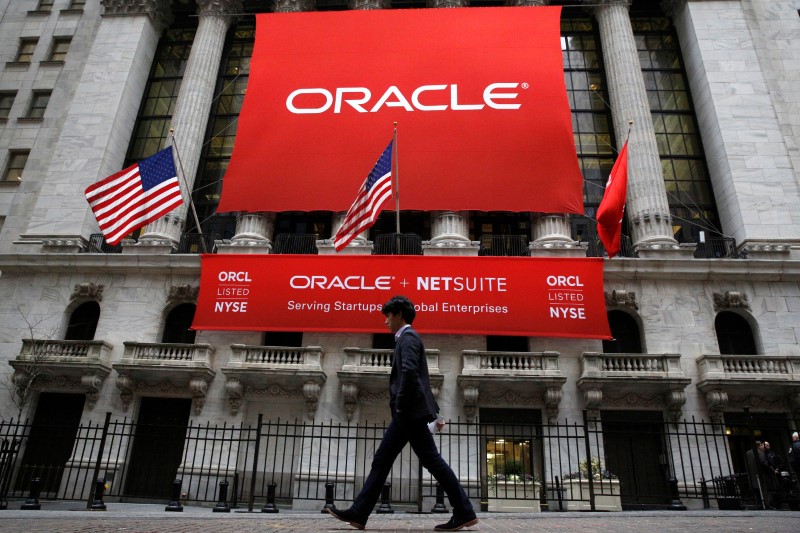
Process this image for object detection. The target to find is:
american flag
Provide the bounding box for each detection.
[85,147,184,246]
[334,141,394,252]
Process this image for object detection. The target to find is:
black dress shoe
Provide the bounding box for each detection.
[434,513,479,531]
[326,507,367,530]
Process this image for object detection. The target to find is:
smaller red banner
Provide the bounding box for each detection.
[193,255,611,339]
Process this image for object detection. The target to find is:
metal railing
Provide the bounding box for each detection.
[273,234,319,255]
[694,237,740,259]
[86,234,122,254]
[585,235,635,258]
[176,233,217,254]
[2,412,793,511]
[478,235,529,257]
[373,233,423,255]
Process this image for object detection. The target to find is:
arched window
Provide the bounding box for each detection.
[161,303,196,344]
[603,310,643,354]
[715,311,757,355]
[65,301,100,341]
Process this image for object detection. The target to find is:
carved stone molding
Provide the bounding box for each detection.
[341,383,359,421]
[42,238,86,254]
[274,0,314,12]
[605,392,664,409]
[81,374,104,410]
[350,0,391,9]
[482,390,541,406]
[545,387,562,425]
[225,378,243,416]
[168,284,199,304]
[665,390,686,424]
[727,394,789,411]
[116,374,134,411]
[303,381,321,420]
[190,377,209,415]
[71,283,104,302]
[583,388,602,421]
[101,0,173,32]
[506,0,547,6]
[196,0,243,17]
[712,291,751,312]
[604,289,638,310]
[704,389,728,424]
[462,385,479,422]
[427,0,468,8]
[245,384,303,399]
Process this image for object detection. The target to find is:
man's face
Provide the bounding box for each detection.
[384,312,404,334]
[765,442,771,450]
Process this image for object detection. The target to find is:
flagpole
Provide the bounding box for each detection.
[170,129,207,253]
[392,122,400,236]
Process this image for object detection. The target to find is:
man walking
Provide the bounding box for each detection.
[327,295,478,532]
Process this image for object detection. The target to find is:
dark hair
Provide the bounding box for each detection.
[382,295,416,324]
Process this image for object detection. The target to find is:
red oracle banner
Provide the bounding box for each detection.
[193,255,611,339]
[216,7,584,215]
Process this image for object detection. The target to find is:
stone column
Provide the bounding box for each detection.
[318,0,390,254]
[417,0,479,256]
[593,0,680,257]
[19,0,172,253]
[136,0,242,251]
[423,211,479,256]
[220,0,316,254]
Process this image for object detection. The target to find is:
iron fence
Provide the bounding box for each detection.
[373,233,423,255]
[478,235,529,257]
[273,234,319,255]
[86,234,122,254]
[0,413,797,511]
[585,235,635,258]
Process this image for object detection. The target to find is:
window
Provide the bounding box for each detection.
[161,303,197,344]
[263,331,303,347]
[48,37,71,62]
[632,13,721,244]
[602,310,643,354]
[35,0,55,12]
[26,90,51,119]
[65,301,100,341]
[4,150,29,182]
[16,38,38,63]
[715,312,757,355]
[67,0,86,9]
[487,335,529,352]
[0,92,15,120]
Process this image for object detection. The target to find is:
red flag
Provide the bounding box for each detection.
[85,147,183,245]
[596,141,629,258]
[333,141,394,252]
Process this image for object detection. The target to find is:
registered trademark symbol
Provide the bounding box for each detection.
[522,83,529,89]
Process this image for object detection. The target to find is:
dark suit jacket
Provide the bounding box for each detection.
[389,327,439,421]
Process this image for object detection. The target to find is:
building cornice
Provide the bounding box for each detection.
[1,254,799,282]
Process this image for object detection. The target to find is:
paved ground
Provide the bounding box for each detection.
[0,503,797,533]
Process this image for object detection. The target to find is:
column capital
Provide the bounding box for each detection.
[101,0,173,33]
[350,0,391,9]
[427,0,469,8]
[592,0,631,8]
[274,0,315,12]
[196,0,243,17]
[505,0,548,6]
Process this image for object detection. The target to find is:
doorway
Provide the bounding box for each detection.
[601,410,671,509]
[123,397,191,498]
[15,392,85,494]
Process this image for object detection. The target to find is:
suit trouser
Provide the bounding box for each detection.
[351,415,474,518]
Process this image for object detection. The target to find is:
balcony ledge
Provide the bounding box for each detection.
[221,345,327,418]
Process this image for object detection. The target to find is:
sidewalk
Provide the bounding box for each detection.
[0,503,797,533]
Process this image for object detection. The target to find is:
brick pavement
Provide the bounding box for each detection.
[0,505,797,533]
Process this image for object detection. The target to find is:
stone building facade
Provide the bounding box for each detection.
[0,0,799,510]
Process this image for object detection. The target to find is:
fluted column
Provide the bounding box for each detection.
[222,0,315,254]
[593,0,677,255]
[419,0,479,255]
[138,0,242,249]
[530,213,585,257]
[319,0,390,254]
